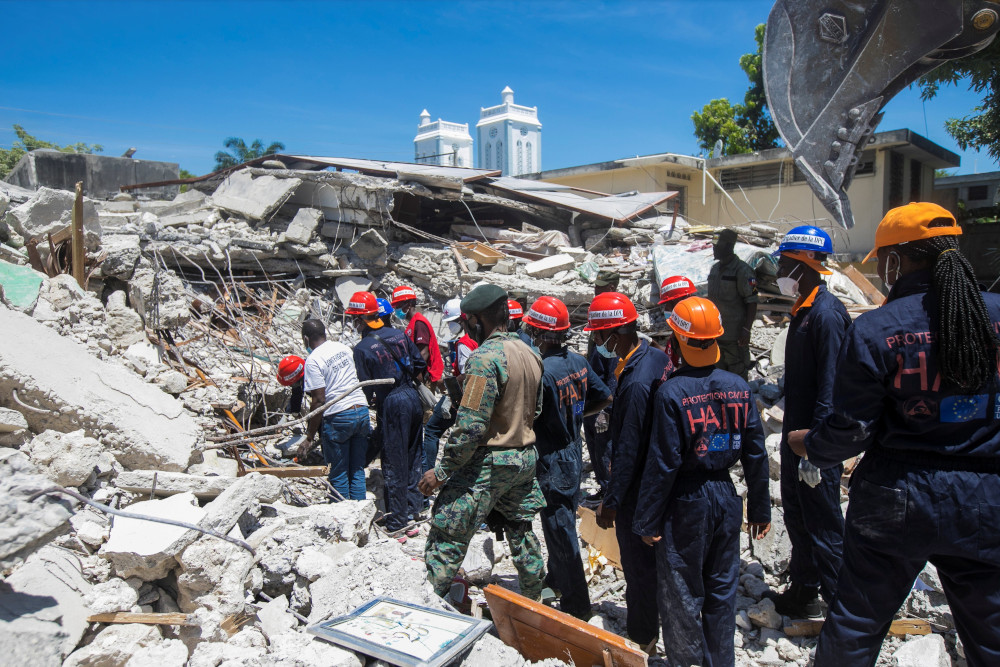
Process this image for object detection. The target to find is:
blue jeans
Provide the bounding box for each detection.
[320,406,370,501]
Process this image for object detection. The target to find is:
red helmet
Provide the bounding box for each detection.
[584,292,638,331]
[277,355,305,386]
[390,285,418,306]
[345,291,378,315]
[507,299,524,320]
[523,296,570,331]
[658,275,697,305]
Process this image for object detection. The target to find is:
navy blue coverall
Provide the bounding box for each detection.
[535,347,610,619]
[583,347,617,494]
[634,365,770,667]
[781,284,850,603]
[354,326,427,532]
[804,271,1000,666]
[603,340,673,645]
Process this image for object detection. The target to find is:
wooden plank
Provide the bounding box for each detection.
[784,618,931,638]
[87,612,194,626]
[221,612,254,636]
[842,265,886,305]
[577,506,622,570]
[483,584,647,667]
[237,465,330,478]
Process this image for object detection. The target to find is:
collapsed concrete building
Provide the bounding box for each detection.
[0,158,960,667]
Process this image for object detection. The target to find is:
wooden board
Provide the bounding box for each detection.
[842,265,886,306]
[87,612,194,626]
[483,584,647,667]
[455,241,506,266]
[783,618,930,638]
[577,506,622,570]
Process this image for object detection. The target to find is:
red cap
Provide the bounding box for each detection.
[658,275,697,305]
[523,296,570,331]
[345,291,379,315]
[390,285,418,306]
[507,299,524,320]
[584,292,638,331]
[277,355,305,386]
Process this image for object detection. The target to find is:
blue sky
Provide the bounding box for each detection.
[1,0,996,177]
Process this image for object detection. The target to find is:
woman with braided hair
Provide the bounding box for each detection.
[787,202,1000,666]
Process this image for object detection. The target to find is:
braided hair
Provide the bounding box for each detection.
[899,234,999,391]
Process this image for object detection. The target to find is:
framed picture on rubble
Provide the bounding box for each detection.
[307,597,493,667]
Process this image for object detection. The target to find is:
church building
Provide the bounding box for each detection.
[475,86,541,176]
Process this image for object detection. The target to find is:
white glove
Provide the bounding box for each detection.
[798,459,822,488]
[595,412,609,433]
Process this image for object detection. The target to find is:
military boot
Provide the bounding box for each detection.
[772,582,823,619]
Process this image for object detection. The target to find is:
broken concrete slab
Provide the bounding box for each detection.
[257,593,295,641]
[525,253,577,279]
[271,499,376,545]
[101,492,206,580]
[0,450,73,571]
[23,429,114,487]
[334,275,372,308]
[5,186,102,250]
[747,597,782,629]
[84,577,141,615]
[128,267,191,329]
[2,545,94,661]
[124,638,189,667]
[350,228,388,260]
[115,470,235,500]
[283,207,322,245]
[0,307,202,471]
[0,260,45,311]
[893,633,951,667]
[104,290,146,349]
[750,506,792,575]
[37,273,85,311]
[268,630,363,667]
[0,406,28,433]
[63,622,162,667]
[176,534,254,616]
[211,171,302,222]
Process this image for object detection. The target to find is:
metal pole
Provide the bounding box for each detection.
[71,181,85,287]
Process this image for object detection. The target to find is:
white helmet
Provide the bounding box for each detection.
[442,298,463,322]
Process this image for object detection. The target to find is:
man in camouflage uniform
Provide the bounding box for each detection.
[419,284,547,600]
[707,228,759,379]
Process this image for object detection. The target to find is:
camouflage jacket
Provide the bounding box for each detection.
[433,331,544,481]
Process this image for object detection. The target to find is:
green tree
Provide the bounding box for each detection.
[0,124,103,178]
[919,36,1000,161]
[692,23,780,156]
[213,137,285,171]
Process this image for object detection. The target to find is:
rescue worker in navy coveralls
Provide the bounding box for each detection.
[634,296,771,667]
[769,226,850,619]
[588,291,673,648]
[788,202,1000,666]
[582,270,621,501]
[506,298,536,348]
[523,296,612,619]
[419,284,547,601]
[346,291,427,541]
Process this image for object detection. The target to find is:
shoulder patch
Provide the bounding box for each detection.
[461,374,488,411]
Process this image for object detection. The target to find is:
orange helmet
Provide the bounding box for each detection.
[523,296,570,331]
[277,355,305,386]
[658,275,697,305]
[667,297,724,367]
[507,299,524,320]
[390,285,418,306]
[345,291,379,315]
[584,292,638,331]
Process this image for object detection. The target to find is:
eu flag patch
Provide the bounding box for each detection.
[709,434,730,452]
[940,394,988,423]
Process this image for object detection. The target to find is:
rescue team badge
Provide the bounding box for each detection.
[903,396,937,422]
[940,394,988,423]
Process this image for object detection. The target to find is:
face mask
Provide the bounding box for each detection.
[596,334,616,359]
[662,310,672,322]
[777,265,803,297]
[394,308,409,320]
[305,346,313,355]
[879,251,902,289]
[447,321,463,336]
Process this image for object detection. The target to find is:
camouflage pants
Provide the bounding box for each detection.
[717,338,751,380]
[425,446,546,600]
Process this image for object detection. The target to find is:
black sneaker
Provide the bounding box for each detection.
[772,582,824,619]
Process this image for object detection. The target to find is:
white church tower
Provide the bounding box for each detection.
[475,86,541,176]
[413,110,474,167]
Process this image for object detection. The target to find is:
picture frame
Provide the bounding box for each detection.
[307,597,493,667]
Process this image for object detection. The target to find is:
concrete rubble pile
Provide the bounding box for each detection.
[1,164,954,667]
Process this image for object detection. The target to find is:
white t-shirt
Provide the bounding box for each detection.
[303,340,367,416]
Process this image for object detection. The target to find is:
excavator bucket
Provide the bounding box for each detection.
[763,0,1000,229]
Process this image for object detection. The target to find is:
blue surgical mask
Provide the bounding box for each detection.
[447,321,463,336]
[596,341,616,359]
[395,308,409,320]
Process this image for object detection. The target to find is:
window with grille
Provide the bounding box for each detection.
[527,142,533,173]
[719,162,784,189]
[497,141,503,172]
[485,143,492,169]
[889,151,904,209]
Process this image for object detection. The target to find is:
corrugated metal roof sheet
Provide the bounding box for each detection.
[286,156,500,182]
[484,177,677,223]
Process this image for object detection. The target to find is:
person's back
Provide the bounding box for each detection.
[354,325,426,410]
[304,340,366,413]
